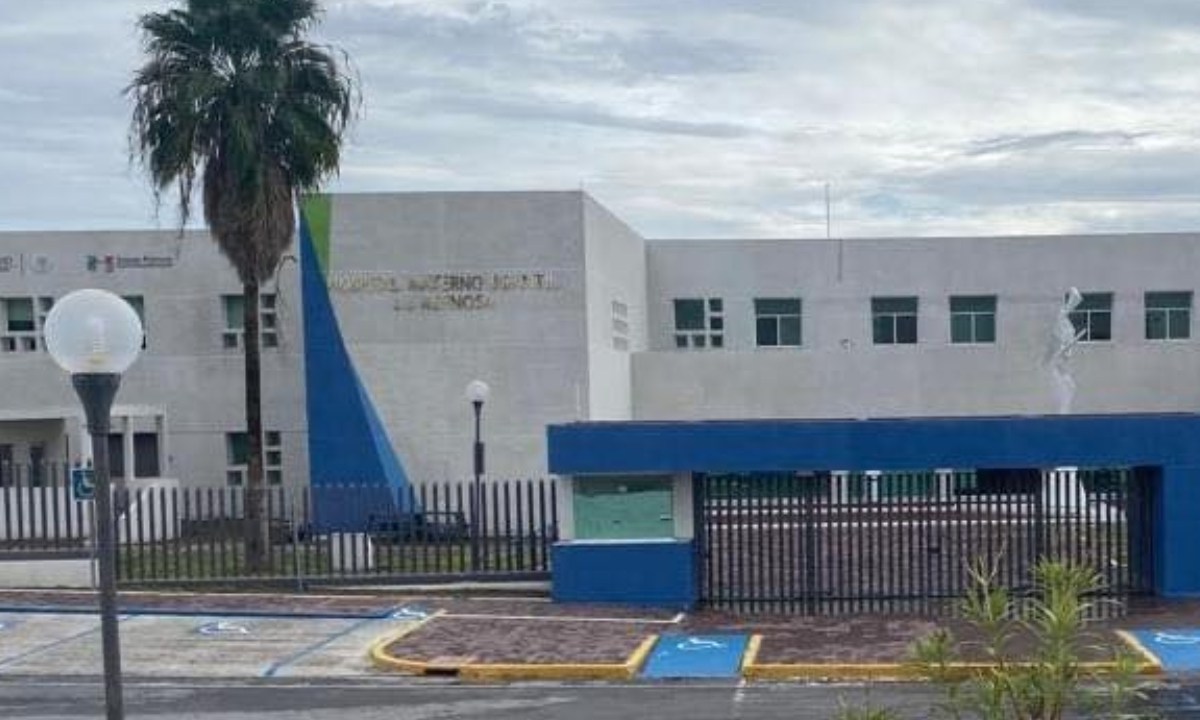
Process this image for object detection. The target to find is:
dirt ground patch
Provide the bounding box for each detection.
[384,616,657,664]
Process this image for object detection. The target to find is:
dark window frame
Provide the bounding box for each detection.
[872,296,918,345]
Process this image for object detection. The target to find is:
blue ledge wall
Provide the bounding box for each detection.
[551,540,697,609]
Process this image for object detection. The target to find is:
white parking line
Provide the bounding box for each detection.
[440,612,684,624]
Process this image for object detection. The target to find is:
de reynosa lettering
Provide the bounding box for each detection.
[328,269,560,311]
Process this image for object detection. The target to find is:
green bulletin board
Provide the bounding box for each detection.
[573,475,674,540]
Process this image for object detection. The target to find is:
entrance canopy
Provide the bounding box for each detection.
[548,413,1200,475]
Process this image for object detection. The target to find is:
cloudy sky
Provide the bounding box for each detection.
[2,0,1200,238]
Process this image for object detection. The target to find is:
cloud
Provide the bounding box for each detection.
[3,0,1200,238]
[964,131,1148,157]
[416,91,753,138]
[1032,0,1200,28]
[325,1,759,80]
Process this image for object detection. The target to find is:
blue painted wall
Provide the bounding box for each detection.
[1157,466,1200,597]
[300,218,413,529]
[549,415,1200,474]
[551,540,697,609]
[547,415,1200,602]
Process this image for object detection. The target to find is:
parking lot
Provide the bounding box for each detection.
[0,611,418,679]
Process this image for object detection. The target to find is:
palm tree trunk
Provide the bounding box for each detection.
[242,279,269,572]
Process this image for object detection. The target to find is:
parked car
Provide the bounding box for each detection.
[367,511,469,543]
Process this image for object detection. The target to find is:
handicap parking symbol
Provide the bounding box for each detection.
[1154,632,1200,645]
[195,621,251,637]
[389,605,430,620]
[676,637,726,652]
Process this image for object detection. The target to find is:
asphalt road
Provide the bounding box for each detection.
[0,677,942,719]
[3,677,1199,720]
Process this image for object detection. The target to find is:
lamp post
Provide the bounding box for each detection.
[44,289,144,720]
[465,380,489,573]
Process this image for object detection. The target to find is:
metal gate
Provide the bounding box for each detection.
[695,468,1156,614]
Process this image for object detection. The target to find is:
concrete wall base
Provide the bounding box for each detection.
[0,557,94,589]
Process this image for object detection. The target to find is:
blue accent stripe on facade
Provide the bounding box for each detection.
[300,218,412,528]
[548,414,1200,474]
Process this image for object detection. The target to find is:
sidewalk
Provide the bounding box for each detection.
[1,589,1195,681]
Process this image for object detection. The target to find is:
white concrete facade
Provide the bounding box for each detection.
[1,192,1197,487]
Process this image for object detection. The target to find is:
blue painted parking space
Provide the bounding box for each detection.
[640,633,749,679]
[1130,629,1200,672]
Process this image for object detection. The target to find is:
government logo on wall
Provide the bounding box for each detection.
[0,254,53,275]
[86,254,175,272]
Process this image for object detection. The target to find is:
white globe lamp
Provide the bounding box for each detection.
[42,288,143,720]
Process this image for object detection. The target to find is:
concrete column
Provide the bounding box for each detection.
[832,471,851,503]
[934,469,954,501]
[865,470,882,503]
[672,473,694,540]
[554,476,575,541]
[122,416,135,484]
[155,414,169,478]
[1041,467,1084,514]
[75,415,93,467]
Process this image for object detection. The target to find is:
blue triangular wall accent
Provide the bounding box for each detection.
[299,217,413,529]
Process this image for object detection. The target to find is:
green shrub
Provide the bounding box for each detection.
[909,557,1153,720]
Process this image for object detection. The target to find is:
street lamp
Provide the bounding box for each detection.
[44,289,144,720]
[465,379,489,572]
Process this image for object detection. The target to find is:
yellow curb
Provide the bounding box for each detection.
[742,634,762,672]
[368,610,446,674]
[372,627,659,681]
[1115,629,1164,675]
[743,631,1161,682]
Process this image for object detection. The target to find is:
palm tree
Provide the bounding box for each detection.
[128,0,357,570]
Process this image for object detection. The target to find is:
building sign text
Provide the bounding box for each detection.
[328,270,562,312]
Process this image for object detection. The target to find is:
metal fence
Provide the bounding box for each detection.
[1,469,558,587]
[696,468,1156,615]
[0,463,93,553]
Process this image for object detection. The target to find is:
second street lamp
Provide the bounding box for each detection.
[465,379,489,572]
[44,289,144,720]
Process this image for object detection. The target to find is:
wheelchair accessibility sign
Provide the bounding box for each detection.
[70,467,95,502]
[1130,629,1200,671]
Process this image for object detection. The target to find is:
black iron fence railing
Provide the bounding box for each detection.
[696,468,1156,615]
[0,468,558,587]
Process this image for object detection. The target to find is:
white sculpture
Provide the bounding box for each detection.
[1047,287,1085,414]
[1043,288,1092,515]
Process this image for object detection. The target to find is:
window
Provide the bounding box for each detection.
[1068,292,1113,342]
[872,296,918,344]
[673,297,724,349]
[755,298,802,347]
[611,299,630,351]
[226,430,283,486]
[950,295,997,344]
[1146,291,1191,341]
[6,298,33,332]
[1,296,52,353]
[106,433,165,480]
[573,476,674,540]
[0,444,11,486]
[122,295,147,348]
[222,294,278,349]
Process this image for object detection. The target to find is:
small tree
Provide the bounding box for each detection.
[910,558,1151,720]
